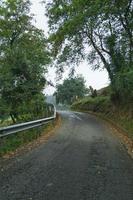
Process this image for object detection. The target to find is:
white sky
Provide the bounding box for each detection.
[30,0,109,95]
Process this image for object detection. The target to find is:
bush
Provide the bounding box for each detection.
[71,96,111,112]
[111,70,133,104]
[0,122,53,157]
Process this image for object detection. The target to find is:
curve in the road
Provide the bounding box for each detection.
[0,111,133,200]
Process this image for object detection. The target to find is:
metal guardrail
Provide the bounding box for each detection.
[0,105,56,138]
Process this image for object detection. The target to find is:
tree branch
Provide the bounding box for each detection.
[94,31,111,55]
[84,29,113,80]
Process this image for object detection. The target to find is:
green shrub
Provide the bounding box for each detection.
[111,70,133,104]
[72,96,110,112]
[0,122,53,156]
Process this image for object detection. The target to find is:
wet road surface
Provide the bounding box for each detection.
[0,111,133,200]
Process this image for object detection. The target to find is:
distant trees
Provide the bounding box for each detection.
[54,76,89,105]
[46,0,133,104]
[0,0,51,123]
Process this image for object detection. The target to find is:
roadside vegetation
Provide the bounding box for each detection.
[0,121,55,157]
[71,91,133,139]
[46,0,133,138]
[0,1,132,154]
[0,0,51,126]
[46,0,132,90]
[0,0,54,156]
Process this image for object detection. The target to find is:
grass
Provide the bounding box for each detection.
[0,117,12,127]
[0,121,55,157]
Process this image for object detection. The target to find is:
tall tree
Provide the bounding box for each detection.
[0,0,51,123]
[55,76,89,104]
[46,0,133,82]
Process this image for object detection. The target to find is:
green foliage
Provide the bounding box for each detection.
[46,0,133,103]
[0,122,53,156]
[46,0,132,72]
[72,96,111,112]
[111,69,133,104]
[89,86,97,98]
[55,75,89,105]
[0,0,51,123]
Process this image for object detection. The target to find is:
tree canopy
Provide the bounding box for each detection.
[46,0,133,103]
[0,0,51,123]
[55,76,89,105]
[46,0,132,75]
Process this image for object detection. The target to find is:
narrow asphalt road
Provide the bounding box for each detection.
[0,111,133,200]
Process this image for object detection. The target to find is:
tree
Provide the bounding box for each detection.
[46,0,132,83]
[0,0,51,123]
[89,86,97,98]
[55,75,88,105]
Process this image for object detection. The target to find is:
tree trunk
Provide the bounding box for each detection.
[10,113,16,124]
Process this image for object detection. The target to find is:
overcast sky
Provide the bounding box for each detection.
[30,0,109,95]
